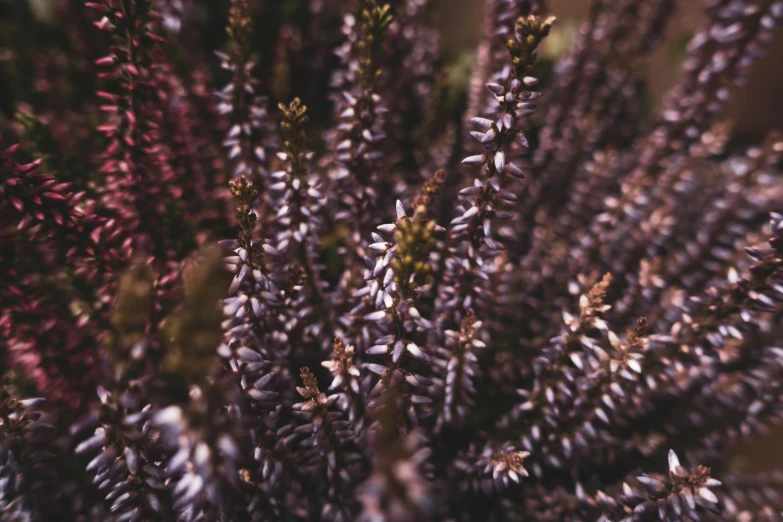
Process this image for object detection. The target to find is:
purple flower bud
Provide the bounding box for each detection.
[462,155,487,166]
[485,83,504,95]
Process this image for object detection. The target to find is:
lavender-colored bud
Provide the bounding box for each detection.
[494,151,506,173]
[522,76,539,87]
[471,117,494,130]
[485,83,504,95]
[462,154,487,166]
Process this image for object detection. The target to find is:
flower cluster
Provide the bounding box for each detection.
[1,0,783,521]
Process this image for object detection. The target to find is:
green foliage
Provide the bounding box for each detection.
[356,1,393,87]
[17,110,91,190]
[279,97,309,175]
[391,211,437,292]
[107,260,153,371]
[227,0,253,52]
[508,14,556,77]
[162,246,227,386]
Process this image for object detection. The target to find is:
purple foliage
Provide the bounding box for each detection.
[1,0,783,521]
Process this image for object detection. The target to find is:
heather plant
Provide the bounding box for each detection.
[1,0,783,521]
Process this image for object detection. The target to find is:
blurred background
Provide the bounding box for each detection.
[440,0,783,138]
[3,0,783,138]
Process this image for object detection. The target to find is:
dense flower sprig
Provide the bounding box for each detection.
[215,0,275,189]
[327,1,394,235]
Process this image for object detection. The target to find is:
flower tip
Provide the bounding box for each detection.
[396,200,406,219]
